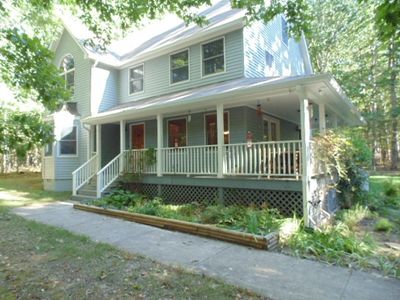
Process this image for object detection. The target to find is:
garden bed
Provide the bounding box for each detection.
[74,203,279,250]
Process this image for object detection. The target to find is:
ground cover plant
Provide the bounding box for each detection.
[282,175,400,278]
[90,190,283,235]
[0,173,265,299]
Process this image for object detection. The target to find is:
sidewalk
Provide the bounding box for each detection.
[14,202,400,300]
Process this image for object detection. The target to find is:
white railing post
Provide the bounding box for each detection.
[216,104,224,178]
[72,174,77,196]
[157,113,163,177]
[298,85,312,227]
[96,173,102,198]
[120,120,126,173]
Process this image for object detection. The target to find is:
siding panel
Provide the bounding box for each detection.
[120,29,244,104]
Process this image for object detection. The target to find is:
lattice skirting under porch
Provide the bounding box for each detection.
[126,183,303,216]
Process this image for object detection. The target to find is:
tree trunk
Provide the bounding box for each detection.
[388,40,399,170]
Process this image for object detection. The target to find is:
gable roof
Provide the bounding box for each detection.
[53,0,245,68]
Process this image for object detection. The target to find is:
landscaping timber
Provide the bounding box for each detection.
[74,203,278,250]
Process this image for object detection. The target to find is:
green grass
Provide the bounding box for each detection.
[0,173,265,299]
[375,218,394,232]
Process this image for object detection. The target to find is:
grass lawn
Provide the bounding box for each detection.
[0,173,265,299]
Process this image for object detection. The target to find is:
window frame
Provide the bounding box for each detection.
[204,111,230,145]
[58,125,78,157]
[128,63,145,95]
[263,116,281,141]
[44,142,53,157]
[201,37,226,78]
[167,117,188,148]
[59,54,75,93]
[169,48,190,85]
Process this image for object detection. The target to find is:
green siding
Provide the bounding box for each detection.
[119,29,244,103]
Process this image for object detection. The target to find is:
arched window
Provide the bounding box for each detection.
[60,54,75,92]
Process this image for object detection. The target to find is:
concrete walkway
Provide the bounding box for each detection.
[14,202,400,300]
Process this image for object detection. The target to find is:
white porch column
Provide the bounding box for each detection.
[157,113,163,177]
[217,103,224,178]
[96,124,101,169]
[319,103,326,134]
[120,120,126,173]
[297,86,311,227]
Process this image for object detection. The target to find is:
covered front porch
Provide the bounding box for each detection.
[73,75,363,224]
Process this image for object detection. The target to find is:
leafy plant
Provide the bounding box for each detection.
[375,218,393,232]
[336,204,373,230]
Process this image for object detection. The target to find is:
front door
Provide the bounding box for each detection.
[131,124,145,149]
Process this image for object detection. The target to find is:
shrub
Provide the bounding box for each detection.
[375,218,393,232]
[200,206,224,224]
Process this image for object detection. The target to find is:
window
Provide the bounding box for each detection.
[265,50,274,68]
[263,117,280,141]
[60,55,75,92]
[129,65,144,94]
[168,118,187,147]
[202,38,224,76]
[59,126,77,155]
[170,50,189,84]
[205,112,229,145]
[281,17,288,46]
[44,143,53,156]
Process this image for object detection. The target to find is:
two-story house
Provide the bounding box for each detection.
[43,0,363,226]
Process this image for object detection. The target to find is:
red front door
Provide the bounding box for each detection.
[131,124,144,149]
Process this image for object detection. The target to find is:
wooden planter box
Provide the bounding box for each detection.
[73,204,279,250]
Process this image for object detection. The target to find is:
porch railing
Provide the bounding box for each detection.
[72,154,98,195]
[124,149,157,174]
[224,141,302,178]
[161,145,218,175]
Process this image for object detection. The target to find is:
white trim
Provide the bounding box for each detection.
[169,48,190,86]
[128,63,145,95]
[44,142,54,157]
[129,122,146,149]
[204,111,230,145]
[166,116,188,147]
[58,125,79,157]
[200,36,226,78]
[59,54,76,94]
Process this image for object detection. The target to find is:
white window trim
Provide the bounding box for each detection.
[59,53,75,93]
[281,16,289,48]
[58,125,79,157]
[200,36,226,78]
[129,122,146,149]
[169,48,190,86]
[263,115,281,141]
[167,117,188,147]
[204,111,230,145]
[128,63,145,96]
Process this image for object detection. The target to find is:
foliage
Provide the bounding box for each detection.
[90,191,282,235]
[336,204,373,230]
[0,108,53,159]
[313,129,372,204]
[374,218,393,232]
[286,222,375,265]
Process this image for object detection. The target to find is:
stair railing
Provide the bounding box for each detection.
[96,152,125,198]
[72,154,99,196]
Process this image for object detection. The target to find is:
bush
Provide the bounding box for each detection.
[336,204,373,230]
[91,189,144,209]
[374,218,393,232]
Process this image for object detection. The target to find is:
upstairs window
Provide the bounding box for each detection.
[60,54,75,93]
[170,50,189,84]
[129,64,144,94]
[265,50,274,68]
[281,17,288,46]
[59,126,77,156]
[202,38,225,76]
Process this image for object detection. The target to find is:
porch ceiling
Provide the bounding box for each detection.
[83,74,364,127]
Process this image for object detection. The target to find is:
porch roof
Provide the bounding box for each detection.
[83,74,365,126]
